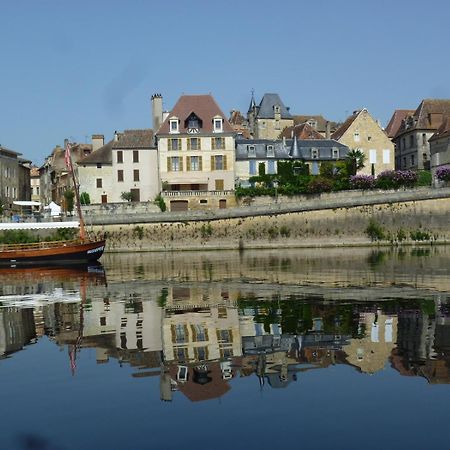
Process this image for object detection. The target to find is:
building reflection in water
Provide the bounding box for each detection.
[2,263,450,401]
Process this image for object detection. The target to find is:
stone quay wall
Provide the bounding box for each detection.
[85,187,450,252]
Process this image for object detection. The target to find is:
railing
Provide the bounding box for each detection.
[0,239,82,252]
[162,190,234,197]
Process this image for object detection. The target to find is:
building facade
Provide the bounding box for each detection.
[155,94,236,211]
[393,99,450,171]
[429,117,450,183]
[0,145,21,211]
[331,108,395,176]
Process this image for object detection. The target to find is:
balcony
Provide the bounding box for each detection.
[162,190,234,197]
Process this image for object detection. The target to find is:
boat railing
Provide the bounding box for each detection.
[0,239,83,252]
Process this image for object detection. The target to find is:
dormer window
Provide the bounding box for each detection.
[248,145,256,157]
[266,145,274,157]
[274,105,281,114]
[213,117,223,133]
[332,148,339,159]
[185,112,202,133]
[169,117,179,134]
[311,148,319,159]
[307,119,317,129]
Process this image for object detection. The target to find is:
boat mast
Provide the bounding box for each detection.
[66,143,86,240]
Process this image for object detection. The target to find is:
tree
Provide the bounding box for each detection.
[63,189,75,213]
[121,191,133,202]
[80,192,91,205]
[346,149,366,176]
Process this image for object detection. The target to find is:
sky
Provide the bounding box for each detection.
[1,0,449,165]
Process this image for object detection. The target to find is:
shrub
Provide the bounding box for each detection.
[201,223,212,238]
[396,228,407,242]
[280,226,291,237]
[410,230,431,241]
[307,177,333,194]
[417,170,432,186]
[436,166,450,182]
[133,226,144,240]
[154,194,166,212]
[80,192,91,205]
[350,174,375,190]
[366,219,385,241]
[121,191,133,202]
[64,189,75,213]
[267,226,279,240]
[376,170,418,190]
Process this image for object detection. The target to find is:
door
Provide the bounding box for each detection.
[130,189,140,202]
[215,179,224,191]
[170,200,189,211]
[101,195,108,204]
[219,199,227,209]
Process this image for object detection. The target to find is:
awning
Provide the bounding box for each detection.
[13,201,41,206]
[0,221,79,231]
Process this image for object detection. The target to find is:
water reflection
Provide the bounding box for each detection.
[2,248,450,402]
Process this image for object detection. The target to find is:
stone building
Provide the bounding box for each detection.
[78,130,158,204]
[331,108,394,176]
[155,94,236,211]
[393,99,450,171]
[235,137,349,184]
[30,166,41,203]
[429,117,450,182]
[0,145,21,211]
[248,93,294,139]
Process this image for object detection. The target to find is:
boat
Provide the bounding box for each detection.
[0,144,106,266]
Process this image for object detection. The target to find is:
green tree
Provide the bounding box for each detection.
[121,191,133,202]
[63,189,75,213]
[346,149,366,175]
[80,192,91,205]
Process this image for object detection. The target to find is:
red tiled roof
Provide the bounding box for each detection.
[385,109,415,138]
[280,122,325,140]
[157,94,234,134]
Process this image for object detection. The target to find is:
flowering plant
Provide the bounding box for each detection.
[435,166,450,182]
[376,170,417,189]
[350,174,375,190]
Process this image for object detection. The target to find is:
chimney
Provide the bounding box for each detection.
[92,134,104,152]
[151,93,163,132]
[325,121,331,139]
[114,131,119,142]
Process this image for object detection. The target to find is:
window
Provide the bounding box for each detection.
[411,154,415,166]
[96,163,102,169]
[133,150,139,163]
[212,137,225,150]
[369,149,377,164]
[403,157,406,168]
[169,118,179,133]
[117,151,123,163]
[274,120,280,130]
[215,179,224,190]
[174,324,187,344]
[332,148,339,159]
[274,105,281,114]
[192,324,207,342]
[267,160,276,174]
[96,178,102,188]
[423,152,428,162]
[214,118,223,132]
[167,156,182,172]
[368,135,372,141]
[266,145,274,157]
[409,135,414,148]
[188,137,200,150]
[353,132,360,142]
[383,149,390,164]
[248,145,256,157]
[117,170,124,182]
[188,156,201,171]
[311,148,319,159]
[422,133,427,145]
[212,155,225,170]
[168,138,181,151]
[249,160,257,175]
[133,169,139,181]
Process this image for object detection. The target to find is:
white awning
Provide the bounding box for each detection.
[0,221,79,231]
[13,201,41,206]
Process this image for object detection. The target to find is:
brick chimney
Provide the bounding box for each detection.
[151,93,163,132]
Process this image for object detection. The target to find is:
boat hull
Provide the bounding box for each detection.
[0,240,106,266]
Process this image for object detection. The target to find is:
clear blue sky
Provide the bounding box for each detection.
[1,0,449,164]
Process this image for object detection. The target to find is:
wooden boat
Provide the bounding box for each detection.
[0,144,106,266]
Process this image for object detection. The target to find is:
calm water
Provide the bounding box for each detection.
[1,247,450,450]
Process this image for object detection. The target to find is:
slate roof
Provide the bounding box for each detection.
[429,116,450,142]
[235,138,349,161]
[112,129,155,149]
[157,94,234,134]
[256,93,292,119]
[395,99,450,137]
[78,140,113,165]
[0,145,21,157]
[385,109,415,138]
[280,122,325,140]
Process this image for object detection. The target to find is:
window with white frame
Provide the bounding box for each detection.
[383,149,390,164]
[190,156,201,171]
[168,156,182,172]
[311,148,319,159]
[169,118,179,133]
[266,145,274,157]
[213,117,223,132]
[332,147,339,159]
[353,132,360,142]
[248,145,256,157]
[369,149,377,164]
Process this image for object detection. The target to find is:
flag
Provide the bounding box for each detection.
[65,142,73,172]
